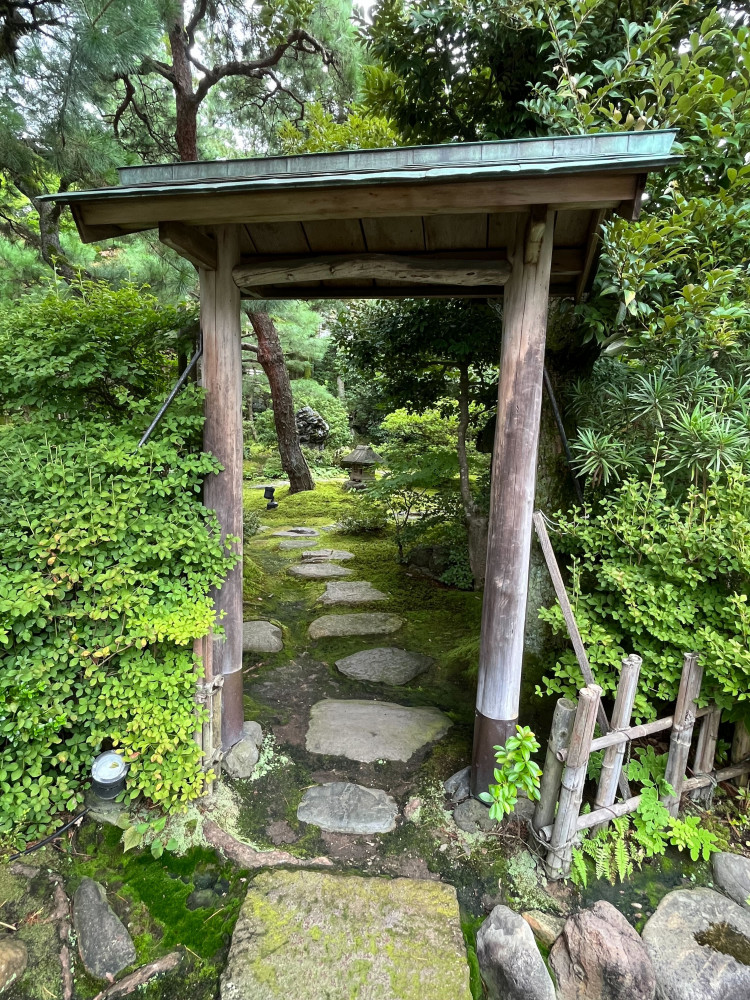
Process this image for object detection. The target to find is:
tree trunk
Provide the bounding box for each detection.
[168,10,198,162]
[457,364,487,588]
[249,310,314,493]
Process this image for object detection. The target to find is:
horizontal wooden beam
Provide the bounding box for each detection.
[159,221,217,270]
[234,253,512,289]
[556,705,711,762]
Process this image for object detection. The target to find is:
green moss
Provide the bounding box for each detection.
[460,911,485,1000]
[243,555,265,600]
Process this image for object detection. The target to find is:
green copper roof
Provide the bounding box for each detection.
[40,130,678,205]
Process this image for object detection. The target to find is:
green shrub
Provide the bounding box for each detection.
[539,472,750,723]
[0,393,237,844]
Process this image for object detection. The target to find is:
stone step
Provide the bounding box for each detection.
[297,782,398,834]
[272,527,319,537]
[278,538,317,550]
[319,581,387,606]
[308,613,403,639]
[288,562,354,579]
[242,620,283,653]
[220,870,472,1000]
[305,699,452,762]
[335,647,432,684]
[302,549,354,562]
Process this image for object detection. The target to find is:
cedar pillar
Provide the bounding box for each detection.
[471,207,555,797]
[200,225,244,749]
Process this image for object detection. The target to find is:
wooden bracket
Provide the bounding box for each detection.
[160,221,217,270]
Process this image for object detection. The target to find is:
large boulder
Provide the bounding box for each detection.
[73,877,136,981]
[295,406,329,448]
[549,900,655,1000]
[220,870,472,999]
[476,904,555,1000]
[641,887,750,1000]
[712,853,750,911]
[0,938,27,992]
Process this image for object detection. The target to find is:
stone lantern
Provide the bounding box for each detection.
[341,444,383,490]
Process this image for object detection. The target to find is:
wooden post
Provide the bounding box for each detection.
[732,721,750,789]
[546,684,601,878]
[471,206,555,797]
[200,225,244,749]
[690,705,721,805]
[662,652,703,816]
[533,697,577,834]
[592,654,642,832]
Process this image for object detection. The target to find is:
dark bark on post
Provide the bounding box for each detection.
[471,207,555,797]
[200,225,244,749]
[249,311,314,494]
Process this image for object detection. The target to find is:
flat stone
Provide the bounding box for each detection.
[306,699,451,762]
[477,904,555,1000]
[73,877,136,981]
[453,797,499,834]
[444,766,471,803]
[641,887,750,1000]
[288,562,354,579]
[335,647,432,684]
[0,938,27,992]
[272,527,319,537]
[549,899,656,1000]
[297,782,398,834]
[302,549,355,561]
[278,538,315,549]
[242,620,283,653]
[320,582,388,605]
[220,870,472,1000]
[713,853,750,911]
[308,613,404,639]
[522,910,565,949]
[223,721,263,779]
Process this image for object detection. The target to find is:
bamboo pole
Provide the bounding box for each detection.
[682,761,750,792]
[662,652,703,817]
[532,511,629,800]
[533,697,577,834]
[689,706,721,805]
[592,654,642,833]
[546,684,601,878]
[732,721,750,789]
[557,705,711,762]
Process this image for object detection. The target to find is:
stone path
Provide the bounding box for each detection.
[297,782,398,833]
[272,527,319,537]
[306,699,452,762]
[242,620,283,653]
[308,613,403,638]
[279,538,316,550]
[289,562,354,579]
[220,870,472,1000]
[319,581,388,605]
[302,548,354,561]
[335,647,432,684]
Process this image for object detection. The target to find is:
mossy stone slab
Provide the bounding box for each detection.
[302,549,355,562]
[308,613,403,639]
[220,870,472,1000]
[242,620,283,653]
[297,782,398,834]
[335,647,431,683]
[278,538,315,550]
[306,699,452,762]
[272,527,319,538]
[320,582,388,606]
[288,562,354,579]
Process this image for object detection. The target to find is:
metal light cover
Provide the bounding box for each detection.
[91,751,129,800]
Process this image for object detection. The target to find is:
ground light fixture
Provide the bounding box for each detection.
[264,485,278,510]
[91,750,129,800]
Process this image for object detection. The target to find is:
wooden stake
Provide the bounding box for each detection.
[731,721,750,789]
[662,652,703,817]
[533,697,577,834]
[471,207,555,797]
[546,684,601,878]
[592,654,641,832]
[201,224,244,749]
[690,706,721,805]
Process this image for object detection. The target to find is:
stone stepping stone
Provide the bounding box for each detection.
[335,647,432,684]
[242,620,283,653]
[297,782,398,834]
[306,699,452,762]
[308,613,403,639]
[220,870,472,1000]
[278,538,316,550]
[319,581,387,606]
[73,877,136,980]
[272,527,319,537]
[302,549,354,562]
[288,562,353,579]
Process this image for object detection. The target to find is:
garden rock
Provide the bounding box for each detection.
[73,877,136,980]
[0,938,27,992]
[297,782,398,834]
[407,543,451,580]
[454,797,499,834]
[335,648,431,684]
[302,549,354,561]
[641,887,750,1000]
[288,562,353,579]
[242,620,283,653]
[549,899,655,1000]
[222,721,263,779]
[308,613,403,639]
[278,538,315,549]
[306,699,452,762]
[295,406,329,448]
[476,904,555,1000]
[320,582,388,605]
[712,853,750,911]
[220,870,472,1000]
[444,766,471,803]
[272,527,319,537]
[522,910,565,948]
